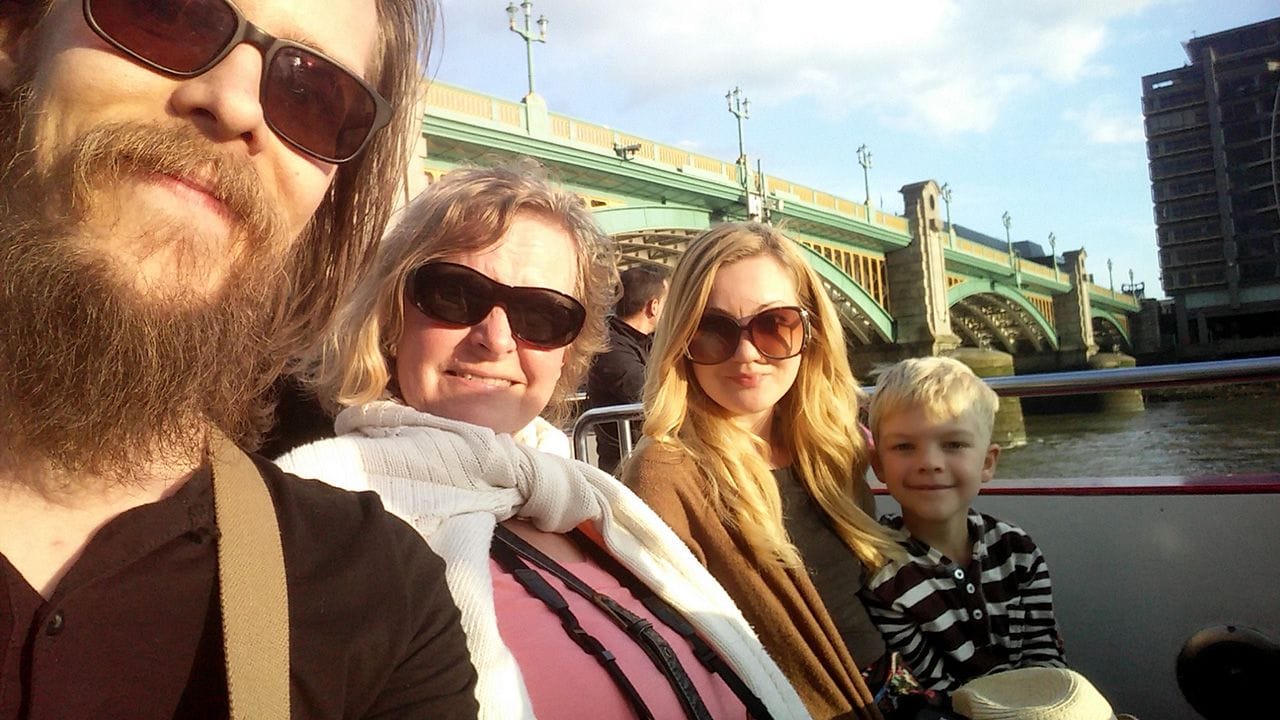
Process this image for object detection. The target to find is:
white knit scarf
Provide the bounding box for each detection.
[276,401,806,720]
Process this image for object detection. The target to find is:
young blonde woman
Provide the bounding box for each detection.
[622,222,903,720]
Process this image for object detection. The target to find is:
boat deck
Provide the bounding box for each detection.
[871,474,1280,719]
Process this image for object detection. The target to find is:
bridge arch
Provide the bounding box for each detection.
[1091,308,1132,352]
[947,279,1059,353]
[592,205,713,236]
[793,244,895,344]
[592,205,894,344]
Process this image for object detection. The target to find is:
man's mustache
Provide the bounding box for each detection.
[53,121,286,243]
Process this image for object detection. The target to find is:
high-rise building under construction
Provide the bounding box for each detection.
[1141,18,1280,356]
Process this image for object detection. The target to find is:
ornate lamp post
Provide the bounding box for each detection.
[1107,258,1115,297]
[506,1,548,99]
[857,144,873,206]
[1002,211,1020,287]
[1048,232,1058,282]
[940,183,954,243]
[726,86,750,192]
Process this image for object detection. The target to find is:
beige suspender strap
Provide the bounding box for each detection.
[209,428,291,719]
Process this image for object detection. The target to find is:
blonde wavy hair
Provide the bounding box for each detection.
[637,222,900,570]
[869,356,1000,443]
[306,162,618,425]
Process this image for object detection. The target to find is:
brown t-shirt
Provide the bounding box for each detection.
[0,457,478,719]
[774,466,887,667]
[625,442,885,720]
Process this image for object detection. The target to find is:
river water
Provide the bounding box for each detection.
[996,386,1280,479]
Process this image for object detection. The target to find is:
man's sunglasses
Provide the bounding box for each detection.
[83,0,392,164]
[685,306,811,365]
[408,262,587,350]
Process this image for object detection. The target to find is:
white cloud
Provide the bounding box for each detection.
[442,0,1155,136]
[1066,101,1147,144]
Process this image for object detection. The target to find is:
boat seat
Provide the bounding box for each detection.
[1176,624,1280,719]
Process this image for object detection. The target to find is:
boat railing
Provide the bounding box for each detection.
[571,355,1280,463]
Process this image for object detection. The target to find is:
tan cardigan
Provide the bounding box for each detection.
[623,442,885,720]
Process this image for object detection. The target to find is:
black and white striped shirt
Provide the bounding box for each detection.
[859,511,1066,691]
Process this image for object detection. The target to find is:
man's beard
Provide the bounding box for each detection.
[0,88,299,486]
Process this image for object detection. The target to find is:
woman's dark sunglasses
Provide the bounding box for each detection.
[408,262,587,350]
[686,306,811,365]
[83,0,392,164]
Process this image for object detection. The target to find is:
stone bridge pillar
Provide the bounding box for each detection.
[1024,245,1095,368]
[1130,298,1163,358]
[874,181,960,363]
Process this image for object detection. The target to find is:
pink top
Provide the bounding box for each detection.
[492,555,750,719]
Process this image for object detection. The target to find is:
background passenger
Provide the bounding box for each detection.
[587,263,672,473]
[860,356,1067,690]
[622,222,902,720]
[278,166,807,719]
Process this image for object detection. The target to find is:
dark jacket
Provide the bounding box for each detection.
[586,316,652,473]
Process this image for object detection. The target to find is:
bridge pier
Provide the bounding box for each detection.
[1015,249,1099,375]
[1129,297,1165,359]
[949,347,1027,447]
[854,180,960,376]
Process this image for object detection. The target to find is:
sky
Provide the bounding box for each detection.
[427,1,1280,300]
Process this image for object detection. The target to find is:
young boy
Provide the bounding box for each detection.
[859,356,1066,692]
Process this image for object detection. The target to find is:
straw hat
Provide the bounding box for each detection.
[952,667,1117,720]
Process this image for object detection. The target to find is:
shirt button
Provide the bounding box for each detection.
[973,609,985,620]
[953,569,965,580]
[966,583,976,594]
[46,610,65,636]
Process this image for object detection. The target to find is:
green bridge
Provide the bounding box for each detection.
[409,82,1141,373]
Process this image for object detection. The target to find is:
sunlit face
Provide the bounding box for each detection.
[872,406,1000,533]
[395,212,579,434]
[7,0,380,296]
[690,255,803,435]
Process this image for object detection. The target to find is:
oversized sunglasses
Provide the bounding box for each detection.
[408,262,587,350]
[685,306,811,365]
[83,0,392,164]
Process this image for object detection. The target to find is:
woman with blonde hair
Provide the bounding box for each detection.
[622,221,903,719]
[277,166,807,719]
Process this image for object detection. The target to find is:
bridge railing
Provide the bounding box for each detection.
[1089,281,1141,308]
[1019,260,1058,283]
[423,81,1137,311]
[423,82,912,235]
[951,236,1013,266]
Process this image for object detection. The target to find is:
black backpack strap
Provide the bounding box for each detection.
[490,533,655,720]
[572,530,776,720]
[493,525,713,720]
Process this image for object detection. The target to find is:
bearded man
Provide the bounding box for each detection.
[0,0,478,718]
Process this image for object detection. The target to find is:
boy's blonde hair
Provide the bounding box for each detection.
[869,356,1000,443]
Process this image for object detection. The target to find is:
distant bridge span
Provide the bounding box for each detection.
[412,82,1141,363]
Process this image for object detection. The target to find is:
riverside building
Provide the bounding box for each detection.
[1141,17,1280,358]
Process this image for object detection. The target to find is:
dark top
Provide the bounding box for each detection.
[774,466,887,667]
[0,457,479,720]
[586,316,652,473]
